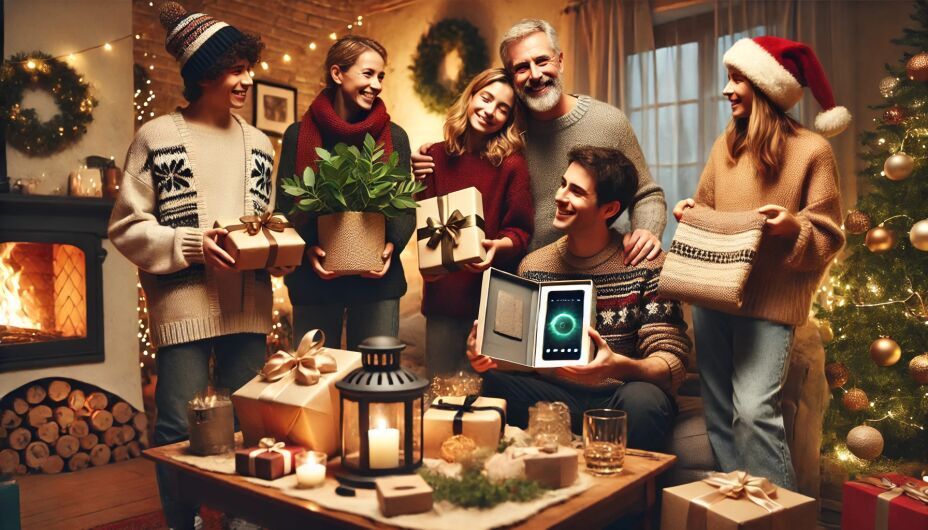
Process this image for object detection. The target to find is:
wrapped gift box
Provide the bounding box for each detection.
[523,446,579,489]
[661,472,817,530]
[376,475,434,517]
[416,186,486,274]
[231,347,361,456]
[215,213,305,271]
[841,474,928,530]
[234,440,305,480]
[423,395,506,459]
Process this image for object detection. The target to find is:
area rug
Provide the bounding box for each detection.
[89,506,223,530]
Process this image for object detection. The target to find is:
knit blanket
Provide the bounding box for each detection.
[657,205,766,313]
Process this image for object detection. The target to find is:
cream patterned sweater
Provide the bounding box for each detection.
[108,112,276,347]
[694,128,846,325]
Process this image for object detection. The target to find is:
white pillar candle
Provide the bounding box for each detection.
[368,419,400,469]
[296,462,326,488]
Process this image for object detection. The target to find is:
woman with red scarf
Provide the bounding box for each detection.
[276,36,413,350]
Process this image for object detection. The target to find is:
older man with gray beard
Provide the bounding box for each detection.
[414,19,666,263]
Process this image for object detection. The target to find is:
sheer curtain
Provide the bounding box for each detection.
[562,0,854,246]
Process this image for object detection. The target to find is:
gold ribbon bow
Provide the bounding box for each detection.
[260,329,337,386]
[425,209,467,249]
[238,211,290,236]
[258,437,285,452]
[702,471,782,513]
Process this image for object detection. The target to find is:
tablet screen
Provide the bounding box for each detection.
[541,289,585,361]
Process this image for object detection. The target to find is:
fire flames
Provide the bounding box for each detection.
[0,243,43,331]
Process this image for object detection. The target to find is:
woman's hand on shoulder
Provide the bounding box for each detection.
[411,142,435,180]
[672,198,695,221]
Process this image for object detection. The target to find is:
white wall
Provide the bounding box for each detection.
[4,0,133,192]
[2,0,141,410]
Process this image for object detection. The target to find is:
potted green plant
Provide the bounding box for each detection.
[280,134,424,274]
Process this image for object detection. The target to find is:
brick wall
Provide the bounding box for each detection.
[132,0,368,130]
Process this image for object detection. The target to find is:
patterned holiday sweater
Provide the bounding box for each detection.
[518,232,690,395]
[108,112,276,347]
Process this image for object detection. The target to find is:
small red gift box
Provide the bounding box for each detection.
[841,473,928,530]
[234,438,304,480]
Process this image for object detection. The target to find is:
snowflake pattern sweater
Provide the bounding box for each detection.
[108,112,276,347]
[518,232,690,395]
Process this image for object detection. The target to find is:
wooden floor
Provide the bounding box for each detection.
[18,457,162,530]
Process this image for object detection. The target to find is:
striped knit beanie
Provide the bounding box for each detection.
[159,2,244,82]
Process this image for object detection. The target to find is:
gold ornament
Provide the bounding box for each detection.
[818,320,835,343]
[846,425,884,460]
[865,226,896,253]
[907,51,928,82]
[825,362,849,389]
[869,336,902,367]
[879,76,900,98]
[884,106,906,125]
[842,388,869,411]
[909,219,928,251]
[909,353,928,384]
[844,210,872,234]
[884,152,915,181]
[440,434,477,463]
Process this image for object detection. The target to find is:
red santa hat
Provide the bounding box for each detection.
[723,36,851,137]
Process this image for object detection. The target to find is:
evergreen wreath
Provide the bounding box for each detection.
[409,19,489,114]
[0,52,97,157]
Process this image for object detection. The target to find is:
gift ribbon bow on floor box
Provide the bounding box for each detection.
[232,330,362,456]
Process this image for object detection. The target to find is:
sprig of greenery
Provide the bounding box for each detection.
[419,467,546,509]
[280,133,424,218]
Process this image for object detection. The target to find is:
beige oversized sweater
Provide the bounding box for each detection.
[108,112,276,347]
[694,129,846,325]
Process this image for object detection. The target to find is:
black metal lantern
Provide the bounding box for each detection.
[335,336,428,487]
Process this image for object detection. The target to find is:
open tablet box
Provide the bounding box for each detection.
[476,268,595,370]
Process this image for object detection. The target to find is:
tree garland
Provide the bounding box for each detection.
[0,52,97,157]
[409,19,489,114]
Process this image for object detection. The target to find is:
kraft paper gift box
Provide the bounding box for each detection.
[416,186,487,274]
[234,439,305,480]
[423,395,506,459]
[841,474,928,530]
[231,345,361,457]
[522,446,579,489]
[215,212,305,271]
[476,268,595,370]
[661,472,817,530]
[376,475,434,517]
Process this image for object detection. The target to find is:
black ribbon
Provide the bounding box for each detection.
[432,394,506,436]
[416,194,485,271]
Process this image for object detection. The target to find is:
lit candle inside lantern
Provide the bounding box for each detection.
[368,418,399,469]
[295,451,326,488]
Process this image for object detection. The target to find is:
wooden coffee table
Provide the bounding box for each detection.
[145,442,675,529]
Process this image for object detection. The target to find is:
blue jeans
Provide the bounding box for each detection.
[153,333,266,530]
[293,299,399,351]
[425,315,474,379]
[691,306,796,489]
[480,371,676,452]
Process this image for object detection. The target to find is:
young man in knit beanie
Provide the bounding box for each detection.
[466,146,691,452]
[108,3,277,528]
[413,19,667,264]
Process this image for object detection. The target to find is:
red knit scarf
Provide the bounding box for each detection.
[295,88,393,174]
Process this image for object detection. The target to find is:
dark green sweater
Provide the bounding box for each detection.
[275,121,415,306]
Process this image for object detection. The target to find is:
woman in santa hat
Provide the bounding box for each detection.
[673,36,848,488]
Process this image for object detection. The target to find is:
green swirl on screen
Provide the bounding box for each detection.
[548,313,578,337]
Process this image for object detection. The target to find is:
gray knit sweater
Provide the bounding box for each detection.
[108,112,275,347]
[525,95,667,250]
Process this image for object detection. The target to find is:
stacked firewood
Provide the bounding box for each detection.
[0,379,148,475]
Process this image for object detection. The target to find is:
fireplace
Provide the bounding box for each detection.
[0,194,111,371]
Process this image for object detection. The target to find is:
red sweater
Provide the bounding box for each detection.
[417,143,534,319]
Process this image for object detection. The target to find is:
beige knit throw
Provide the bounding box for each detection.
[657,205,767,312]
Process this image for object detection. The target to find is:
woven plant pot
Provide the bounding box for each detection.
[317,212,385,274]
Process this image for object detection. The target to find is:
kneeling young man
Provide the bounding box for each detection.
[467,146,690,451]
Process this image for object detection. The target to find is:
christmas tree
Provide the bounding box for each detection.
[817,0,928,471]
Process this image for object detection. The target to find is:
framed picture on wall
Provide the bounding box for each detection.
[253,80,297,137]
